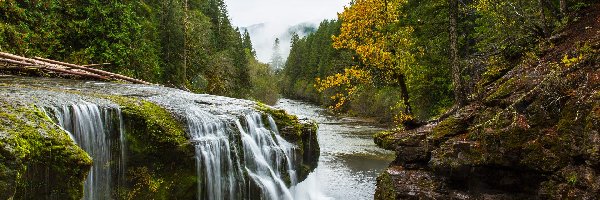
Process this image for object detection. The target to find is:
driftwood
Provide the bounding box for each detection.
[0,52,150,84]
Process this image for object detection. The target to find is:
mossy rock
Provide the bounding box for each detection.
[485,77,521,106]
[374,170,397,200]
[0,101,92,200]
[102,96,197,199]
[106,96,192,157]
[430,116,469,143]
[373,131,397,151]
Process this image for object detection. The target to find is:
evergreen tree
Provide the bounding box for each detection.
[270,38,284,71]
[242,30,256,57]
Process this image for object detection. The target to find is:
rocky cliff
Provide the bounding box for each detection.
[375,4,600,199]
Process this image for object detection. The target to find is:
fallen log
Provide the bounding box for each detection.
[0,58,35,66]
[0,52,150,84]
[33,57,150,84]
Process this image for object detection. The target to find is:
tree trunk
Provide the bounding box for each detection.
[449,0,466,106]
[182,0,188,85]
[398,74,412,115]
[539,0,548,36]
[560,0,568,17]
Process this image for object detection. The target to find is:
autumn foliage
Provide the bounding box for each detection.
[316,0,414,112]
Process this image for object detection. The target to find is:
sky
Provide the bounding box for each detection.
[224,0,351,63]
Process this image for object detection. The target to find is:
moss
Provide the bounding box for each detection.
[256,102,303,139]
[373,131,397,151]
[374,171,397,200]
[0,101,92,200]
[479,60,514,87]
[103,95,191,155]
[485,77,519,104]
[99,96,197,199]
[431,117,469,143]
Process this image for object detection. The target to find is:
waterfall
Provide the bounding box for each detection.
[46,102,126,200]
[239,112,296,200]
[186,106,244,200]
[185,105,298,200]
[43,100,299,199]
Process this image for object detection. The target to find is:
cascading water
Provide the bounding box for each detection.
[185,104,298,200]
[46,102,126,200]
[239,112,296,200]
[1,77,319,200]
[186,106,244,200]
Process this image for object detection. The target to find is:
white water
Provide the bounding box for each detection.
[239,112,295,200]
[44,100,309,200]
[47,102,126,200]
[186,104,300,200]
[186,106,244,200]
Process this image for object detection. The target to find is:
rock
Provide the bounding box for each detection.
[375,3,600,199]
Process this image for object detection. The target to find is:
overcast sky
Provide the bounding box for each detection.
[224,0,351,63]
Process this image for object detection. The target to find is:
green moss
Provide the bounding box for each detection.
[255,102,319,181]
[373,131,397,151]
[374,171,397,200]
[479,61,514,87]
[0,102,92,200]
[431,117,469,142]
[567,173,578,185]
[104,96,190,154]
[485,77,519,103]
[256,102,303,139]
[99,95,197,199]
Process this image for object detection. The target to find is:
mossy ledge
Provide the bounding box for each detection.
[0,101,92,200]
[101,95,197,199]
[256,103,319,181]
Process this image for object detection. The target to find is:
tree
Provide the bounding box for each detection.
[242,30,256,57]
[449,0,466,106]
[270,38,284,71]
[318,0,415,114]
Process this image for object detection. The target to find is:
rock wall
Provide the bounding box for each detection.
[375,4,600,199]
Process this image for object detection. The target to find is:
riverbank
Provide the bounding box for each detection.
[374,4,600,199]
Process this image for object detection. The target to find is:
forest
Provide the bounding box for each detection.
[0,0,277,104]
[280,0,595,123]
[1,0,596,125]
[1,0,600,199]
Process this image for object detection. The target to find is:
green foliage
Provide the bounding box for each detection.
[280,20,356,104]
[0,0,255,99]
[281,0,583,122]
[248,53,279,105]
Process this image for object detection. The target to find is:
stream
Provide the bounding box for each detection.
[276,99,395,200]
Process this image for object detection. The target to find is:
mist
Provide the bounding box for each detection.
[225,0,351,63]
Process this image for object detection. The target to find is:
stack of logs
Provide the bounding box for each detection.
[0,52,151,84]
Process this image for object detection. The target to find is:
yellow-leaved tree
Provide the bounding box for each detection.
[315,0,415,119]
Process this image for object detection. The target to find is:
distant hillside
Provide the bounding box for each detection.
[241,22,318,63]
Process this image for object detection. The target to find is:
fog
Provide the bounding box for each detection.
[225,0,351,63]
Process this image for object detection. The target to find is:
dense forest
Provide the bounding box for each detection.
[0,0,278,104]
[1,0,596,121]
[280,0,595,123]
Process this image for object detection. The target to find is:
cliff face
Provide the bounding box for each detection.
[0,77,319,199]
[375,4,600,199]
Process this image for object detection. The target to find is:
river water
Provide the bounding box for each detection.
[276,99,395,200]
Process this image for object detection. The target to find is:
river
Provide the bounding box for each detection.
[276,99,395,200]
